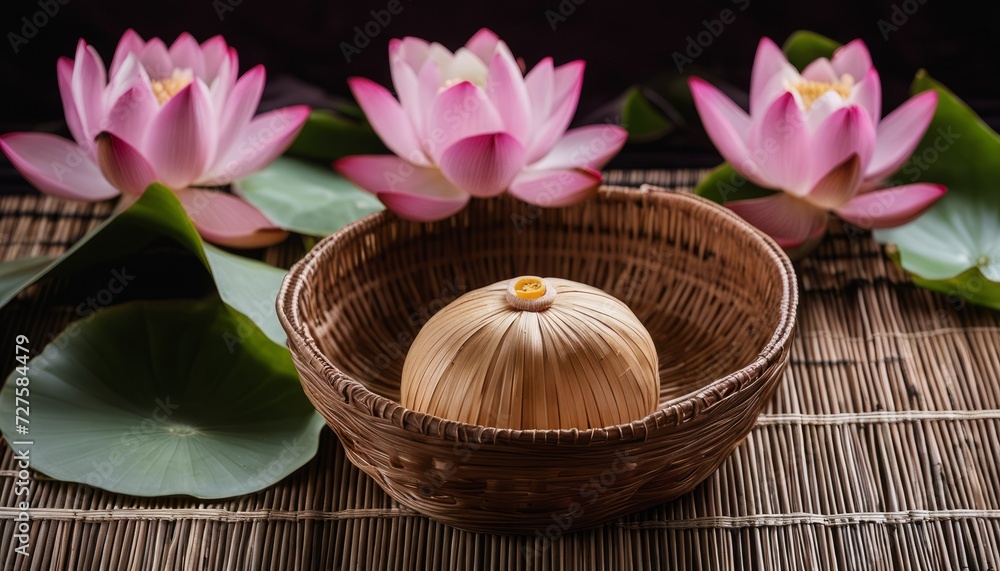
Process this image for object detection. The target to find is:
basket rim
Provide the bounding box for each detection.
[277,185,798,445]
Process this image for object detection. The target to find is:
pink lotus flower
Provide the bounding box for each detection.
[0,30,310,248]
[334,29,628,221]
[689,38,946,249]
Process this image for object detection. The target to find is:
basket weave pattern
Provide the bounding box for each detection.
[278,186,798,533]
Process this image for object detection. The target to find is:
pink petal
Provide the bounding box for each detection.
[209,48,238,110]
[57,57,87,150]
[416,59,442,129]
[95,132,157,196]
[831,39,874,81]
[866,91,938,182]
[801,58,838,83]
[110,29,145,77]
[167,32,205,80]
[552,60,585,107]
[198,106,310,186]
[426,81,503,161]
[394,36,432,72]
[423,42,455,73]
[438,133,526,197]
[487,43,531,145]
[104,85,159,149]
[508,167,601,207]
[688,78,760,186]
[530,125,627,171]
[835,183,947,229]
[334,154,431,192]
[465,28,501,63]
[200,35,230,81]
[810,105,876,190]
[445,48,488,85]
[389,48,423,135]
[175,188,288,249]
[143,82,216,188]
[726,193,829,249]
[805,154,862,210]
[138,37,173,79]
[749,38,798,115]
[748,92,811,194]
[0,133,119,201]
[71,40,107,143]
[750,38,787,89]
[105,52,150,105]
[222,48,239,85]
[217,65,265,158]
[348,77,429,166]
[805,91,847,131]
[849,68,882,126]
[525,57,554,126]
[526,61,584,162]
[334,155,470,222]
[379,191,469,222]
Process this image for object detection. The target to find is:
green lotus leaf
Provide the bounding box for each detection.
[0,185,287,345]
[0,255,56,303]
[873,72,1000,310]
[284,109,387,163]
[0,298,325,498]
[233,157,383,237]
[781,30,840,71]
[622,86,675,142]
[694,162,777,204]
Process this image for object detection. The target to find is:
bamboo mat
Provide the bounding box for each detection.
[1,170,999,570]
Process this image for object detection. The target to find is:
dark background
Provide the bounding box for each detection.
[2,0,998,192]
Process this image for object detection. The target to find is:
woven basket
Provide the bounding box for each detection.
[277,185,797,533]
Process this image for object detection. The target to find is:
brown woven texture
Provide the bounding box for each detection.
[0,170,997,569]
[278,185,797,534]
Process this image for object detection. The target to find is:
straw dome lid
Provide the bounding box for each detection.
[400,276,659,430]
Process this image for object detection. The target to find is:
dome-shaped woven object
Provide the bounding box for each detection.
[400,276,659,430]
[278,186,797,533]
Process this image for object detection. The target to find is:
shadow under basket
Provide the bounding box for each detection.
[277,185,798,534]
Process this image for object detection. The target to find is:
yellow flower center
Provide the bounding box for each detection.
[513,276,546,299]
[151,69,194,105]
[792,73,854,110]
